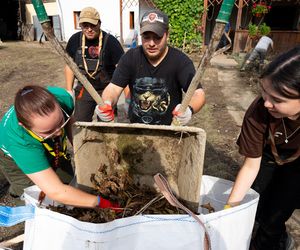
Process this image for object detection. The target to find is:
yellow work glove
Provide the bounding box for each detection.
[224,202,240,210]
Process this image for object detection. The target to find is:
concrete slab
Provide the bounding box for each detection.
[210,54,238,69]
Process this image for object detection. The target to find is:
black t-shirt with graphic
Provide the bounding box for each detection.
[66,30,124,90]
[111,46,201,125]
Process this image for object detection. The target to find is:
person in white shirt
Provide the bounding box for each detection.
[241,35,273,71]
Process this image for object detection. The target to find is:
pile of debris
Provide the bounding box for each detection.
[49,149,186,223]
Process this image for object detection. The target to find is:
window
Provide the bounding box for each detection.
[73,11,80,29]
[129,11,134,29]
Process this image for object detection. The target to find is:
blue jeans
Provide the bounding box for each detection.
[248,48,267,65]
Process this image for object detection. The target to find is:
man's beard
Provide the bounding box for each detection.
[144,45,167,62]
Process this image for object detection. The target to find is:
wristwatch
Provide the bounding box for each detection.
[188,105,194,115]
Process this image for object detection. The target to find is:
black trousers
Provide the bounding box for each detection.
[74,97,98,122]
[251,147,300,249]
[74,85,103,122]
[74,86,118,122]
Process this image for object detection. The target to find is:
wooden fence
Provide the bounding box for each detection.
[233,30,300,54]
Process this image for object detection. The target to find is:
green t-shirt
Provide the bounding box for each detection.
[0,86,74,174]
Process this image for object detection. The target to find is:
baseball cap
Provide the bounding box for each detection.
[79,7,100,25]
[140,10,169,37]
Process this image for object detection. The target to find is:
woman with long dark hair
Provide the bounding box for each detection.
[226,46,300,249]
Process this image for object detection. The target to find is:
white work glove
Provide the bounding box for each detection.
[95,101,114,122]
[172,104,193,125]
[67,90,75,103]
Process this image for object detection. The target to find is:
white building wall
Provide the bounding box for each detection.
[122,4,139,46]
[26,2,58,24]
[137,1,156,45]
[122,0,156,47]
[25,0,156,44]
[57,0,121,41]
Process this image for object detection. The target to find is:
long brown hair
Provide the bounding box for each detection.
[15,85,57,128]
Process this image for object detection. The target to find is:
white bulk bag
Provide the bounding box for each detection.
[23,175,259,250]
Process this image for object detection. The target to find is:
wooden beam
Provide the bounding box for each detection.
[119,0,124,45]
[236,0,243,31]
[0,234,24,248]
[202,0,208,50]
[232,0,244,53]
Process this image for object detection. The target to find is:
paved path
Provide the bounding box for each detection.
[211,54,300,249]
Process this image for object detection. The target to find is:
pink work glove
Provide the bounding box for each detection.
[95,101,114,122]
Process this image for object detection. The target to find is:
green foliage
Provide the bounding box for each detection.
[153,0,204,52]
[248,23,258,37]
[258,22,271,36]
[248,22,271,37]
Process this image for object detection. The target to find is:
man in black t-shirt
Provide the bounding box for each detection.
[95,9,205,125]
[65,7,124,121]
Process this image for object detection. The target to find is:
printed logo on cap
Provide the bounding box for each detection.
[142,13,164,24]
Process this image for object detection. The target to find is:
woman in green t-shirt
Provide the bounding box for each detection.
[0,85,119,210]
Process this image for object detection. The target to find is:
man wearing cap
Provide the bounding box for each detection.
[96,9,205,125]
[65,7,124,121]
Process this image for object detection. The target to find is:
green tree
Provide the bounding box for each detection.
[153,0,204,52]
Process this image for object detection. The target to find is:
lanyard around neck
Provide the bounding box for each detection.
[81,31,103,79]
[25,128,68,160]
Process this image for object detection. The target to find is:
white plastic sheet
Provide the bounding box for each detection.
[23,175,259,250]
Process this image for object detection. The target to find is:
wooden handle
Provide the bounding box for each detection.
[178,0,235,113]
[41,22,103,105]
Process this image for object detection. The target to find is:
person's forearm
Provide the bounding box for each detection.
[49,184,98,207]
[227,157,261,205]
[102,83,124,106]
[189,88,206,113]
[28,169,98,208]
[65,65,75,91]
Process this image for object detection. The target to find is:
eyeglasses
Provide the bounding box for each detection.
[80,22,99,30]
[29,108,71,141]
